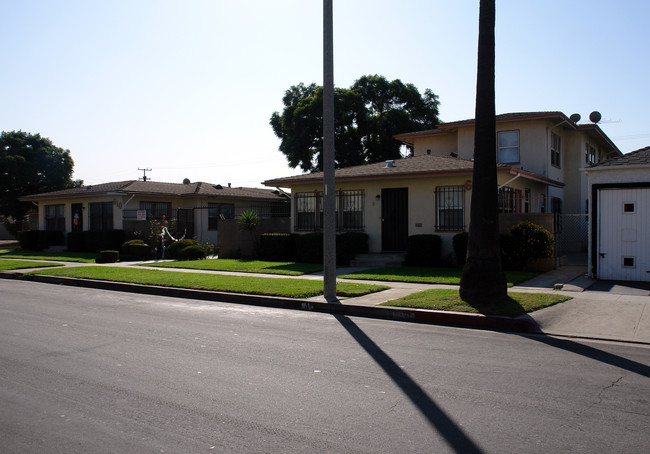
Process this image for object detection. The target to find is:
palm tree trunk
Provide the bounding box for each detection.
[459,0,507,304]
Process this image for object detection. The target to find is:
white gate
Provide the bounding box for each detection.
[597,188,650,281]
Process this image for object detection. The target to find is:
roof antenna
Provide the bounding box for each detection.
[138,168,152,182]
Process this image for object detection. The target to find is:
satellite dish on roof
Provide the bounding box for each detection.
[183,178,191,184]
[589,111,602,123]
[569,113,581,123]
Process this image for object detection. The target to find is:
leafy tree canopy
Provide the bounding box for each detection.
[270,75,440,173]
[1,130,80,220]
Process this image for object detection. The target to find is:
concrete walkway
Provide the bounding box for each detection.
[1,255,648,345]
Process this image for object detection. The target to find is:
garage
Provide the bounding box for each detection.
[586,146,650,282]
[597,187,649,281]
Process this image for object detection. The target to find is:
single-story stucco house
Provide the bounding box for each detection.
[583,146,650,282]
[19,179,289,246]
[263,111,622,259]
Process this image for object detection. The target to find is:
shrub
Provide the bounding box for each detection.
[98,250,119,263]
[166,239,197,259]
[121,239,152,260]
[45,230,65,246]
[67,231,85,252]
[452,232,469,267]
[83,230,125,252]
[405,234,442,266]
[17,230,46,250]
[336,232,369,266]
[295,232,323,263]
[176,244,207,261]
[259,233,296,261]
[166,239,211,260]
[508,222,554,265]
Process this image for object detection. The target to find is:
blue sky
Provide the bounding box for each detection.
[2,0,649,187]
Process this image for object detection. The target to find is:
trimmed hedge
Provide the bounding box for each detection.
[452,232,469,267]
[67,231,85,252]
[18,230,65,251]
[259,233,297,262]
[121,239,152,260]
[82,230,125,252]
[405,234,442,266]
[336,232,369,266]
[166,239,212,260]
[295,232,323,264]
[98,250,119,263]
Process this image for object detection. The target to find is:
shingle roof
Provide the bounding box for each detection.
[587,146,650,169]
[263,154,563,188]
[20,180,288,202]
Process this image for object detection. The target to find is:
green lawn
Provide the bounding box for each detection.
[28,266,388,299]
[339,266,537,287]
[0,249,97,263]
[145,259,323,276]
[0,259,63,271]
[382,288,571,317]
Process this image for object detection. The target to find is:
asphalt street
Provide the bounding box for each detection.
[1,279,649,453]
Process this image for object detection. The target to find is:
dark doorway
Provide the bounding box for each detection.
[71,203,83,232]
[381,188,408,251]
[176,209,194,238]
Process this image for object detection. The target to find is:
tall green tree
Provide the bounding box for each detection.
[270,75,439,173]
[459,0,507,304]
[0,131,80,220]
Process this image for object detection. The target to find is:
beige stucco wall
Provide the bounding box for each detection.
[289,173,548,259]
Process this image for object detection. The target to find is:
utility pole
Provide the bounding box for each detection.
[322,0,336,300]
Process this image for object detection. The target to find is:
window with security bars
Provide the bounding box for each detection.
[89,202,113,230]
[45,204,65,231]
[294,190,364,231]
[208,203,234,230]
[435,186,464,231]
[139,201,172,220]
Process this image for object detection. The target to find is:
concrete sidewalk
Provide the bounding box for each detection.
[1,257,648,344]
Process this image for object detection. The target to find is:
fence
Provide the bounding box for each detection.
[556,214,589,254]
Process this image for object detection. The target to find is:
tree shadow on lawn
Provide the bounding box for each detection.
[467,296,527,317]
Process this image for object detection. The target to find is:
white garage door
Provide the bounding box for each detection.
[597,188,650,281]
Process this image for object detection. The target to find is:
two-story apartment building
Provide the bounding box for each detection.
[263,111,621,258]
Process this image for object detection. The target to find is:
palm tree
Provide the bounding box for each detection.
[459,0,507,304]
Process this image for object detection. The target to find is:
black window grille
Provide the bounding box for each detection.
[89,202,113,230]
[139,201,171,220]
[294,190,364,231]
[45,204,65,232]
[435,186,464,231]
[208,203,234,231]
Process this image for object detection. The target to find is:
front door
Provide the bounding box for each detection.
[71,203,83,232]
[381,188,408,251]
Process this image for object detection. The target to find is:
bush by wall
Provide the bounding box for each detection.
[166,239,212,260]
[259,233,296,262]
[336,232,369,266]
[98,250,119,263]
[17,230,64,251]
[83,230,125,252]
[405,234,442,266]
[452,232,469,267]
[508,222,554,266]
[121,239,152,260]
[67,232,85,252]
[295,232,323,263]
[175,244,208,260]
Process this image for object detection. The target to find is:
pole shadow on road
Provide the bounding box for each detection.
[333,314,484,454]
[517,334,650,378]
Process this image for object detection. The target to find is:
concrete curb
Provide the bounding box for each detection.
[1,272,540,334]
